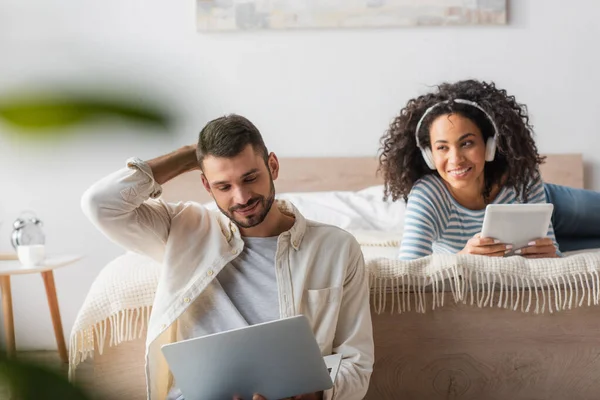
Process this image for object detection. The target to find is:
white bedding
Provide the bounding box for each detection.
[203,185,406,232]
[69,186,600,378]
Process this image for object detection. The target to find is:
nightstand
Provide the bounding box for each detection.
[0,253,82,362]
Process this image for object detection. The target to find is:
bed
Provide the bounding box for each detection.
[70,154,600,400]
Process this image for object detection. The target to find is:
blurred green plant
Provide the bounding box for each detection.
[0,354,90,400]
[0,92,173,136]
[0,89,170,398]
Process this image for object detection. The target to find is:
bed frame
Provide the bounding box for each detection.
[84,154,599,400]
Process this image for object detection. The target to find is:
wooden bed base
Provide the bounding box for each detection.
[79,154,596,400]
[85,291,600,400]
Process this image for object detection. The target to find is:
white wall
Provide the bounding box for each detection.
[0,0,599,349]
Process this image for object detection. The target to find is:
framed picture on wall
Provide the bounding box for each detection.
[196,0,508,32]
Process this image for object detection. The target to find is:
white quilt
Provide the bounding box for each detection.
[68,243,600,378]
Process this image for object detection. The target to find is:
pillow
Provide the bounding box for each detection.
[202,185,406,232]
[277,185,406,231]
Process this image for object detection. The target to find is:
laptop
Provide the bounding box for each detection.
[161,315,342,400]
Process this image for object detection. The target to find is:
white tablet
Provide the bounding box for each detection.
[481,204,554,252]
[161,315,340,400]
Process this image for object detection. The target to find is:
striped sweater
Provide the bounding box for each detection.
[398,173,559,260]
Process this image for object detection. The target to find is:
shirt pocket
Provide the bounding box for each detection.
[303,287,343,351]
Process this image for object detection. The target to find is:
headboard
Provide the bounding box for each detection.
[161,154,584,203]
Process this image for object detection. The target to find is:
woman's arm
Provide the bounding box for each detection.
[398,186,440,260]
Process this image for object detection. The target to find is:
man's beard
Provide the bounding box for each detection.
[217,180,276,229]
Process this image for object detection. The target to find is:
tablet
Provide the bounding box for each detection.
[161,315,340,400]
[481,204,554,252]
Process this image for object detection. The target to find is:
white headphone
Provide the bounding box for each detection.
[414,99,498,170]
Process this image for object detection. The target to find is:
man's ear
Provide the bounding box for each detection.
[268,152,279,180]
[200,173,213,197]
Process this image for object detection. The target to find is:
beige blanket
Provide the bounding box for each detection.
[68,243,600,378]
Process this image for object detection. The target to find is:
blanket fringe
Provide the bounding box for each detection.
[370,266,600,316]
[68,306,151,382]
[68,252,600,383]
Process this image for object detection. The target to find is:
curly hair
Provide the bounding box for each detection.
[378,79,545,202]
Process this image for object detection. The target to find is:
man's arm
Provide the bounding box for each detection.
[327,241,374,400]
[146,144,199,185]
[81,145,199,262]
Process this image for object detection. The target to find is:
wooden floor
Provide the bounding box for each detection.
[0,351,94,399]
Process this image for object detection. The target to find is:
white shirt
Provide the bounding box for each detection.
[81,158,374,400]
[179,236,280,340]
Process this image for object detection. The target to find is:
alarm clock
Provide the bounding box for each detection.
[11,213,45,248]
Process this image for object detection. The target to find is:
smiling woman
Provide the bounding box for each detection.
[428,114,490,209]
[379,79,600,259]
